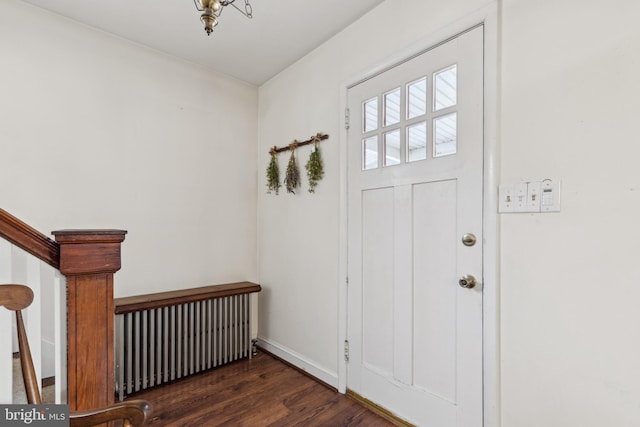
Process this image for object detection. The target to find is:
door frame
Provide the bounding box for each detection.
[337,3,500,426]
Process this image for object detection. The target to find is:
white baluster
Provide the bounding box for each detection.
[53,269,67,404]
[0,240,12,403]
[10,245,26,354]
[25,253,43,399]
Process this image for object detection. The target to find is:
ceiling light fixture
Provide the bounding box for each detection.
[193,0,253,36]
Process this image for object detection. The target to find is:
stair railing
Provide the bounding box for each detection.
[0,238,66,403]
[0,208,126,413]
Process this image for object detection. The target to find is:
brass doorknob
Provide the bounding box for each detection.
[458,274,477,289]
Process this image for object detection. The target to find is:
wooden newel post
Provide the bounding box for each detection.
[52,229,127,413]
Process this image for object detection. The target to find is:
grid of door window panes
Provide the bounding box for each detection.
[361,64,458,170]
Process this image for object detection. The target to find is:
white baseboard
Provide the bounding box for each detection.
[256,336,339,390]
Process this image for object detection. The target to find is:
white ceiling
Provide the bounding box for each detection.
[19,0,385,85]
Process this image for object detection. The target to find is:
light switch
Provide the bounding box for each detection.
[540,179,561,212]
[514,183,528,212]
[527,181,542,212]
[498,185,514,213]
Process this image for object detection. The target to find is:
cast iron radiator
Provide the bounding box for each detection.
[115,283,260,401]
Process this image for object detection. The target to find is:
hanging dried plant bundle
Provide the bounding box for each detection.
[284,142,301,194]
[305,142,324,193]
[266,147,281,195]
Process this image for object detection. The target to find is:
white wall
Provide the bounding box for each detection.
[0,0,258,298]
[4,0,640,424]
[500,1,640,426]
[258,0,640,426]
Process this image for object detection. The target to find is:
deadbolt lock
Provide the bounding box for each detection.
[458,274,477,289]
[462,233,477,247]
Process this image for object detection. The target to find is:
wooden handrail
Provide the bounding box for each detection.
[0,208,59,269]
[115,281,261,314]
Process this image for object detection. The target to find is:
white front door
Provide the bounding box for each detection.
[347,26,484,426]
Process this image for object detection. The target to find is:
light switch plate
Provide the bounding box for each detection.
[514,183,528,212]
[499,180,561,213]
[498,185,514,213]
[540,179,561,212]
[527,181,542,212]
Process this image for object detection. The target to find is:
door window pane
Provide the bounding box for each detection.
[384,130,401,167]
[407,122,427,162]
[407,77,427,119]
[433,65,457,111]
[363,97,378,133]
[434,113,457,157]
[363,136,379,170]
[384,88,401,127]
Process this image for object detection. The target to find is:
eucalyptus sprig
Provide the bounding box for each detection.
[305,142,324,193]
[284,142,301,194]
[266,147,281,195]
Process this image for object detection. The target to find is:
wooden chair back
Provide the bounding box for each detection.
[0,284,40,404]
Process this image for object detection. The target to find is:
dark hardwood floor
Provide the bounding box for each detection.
[129,351,396,427]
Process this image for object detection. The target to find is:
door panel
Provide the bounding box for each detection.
[413,180,457,400]
[362,187,394,375]
[347,25,484,426]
